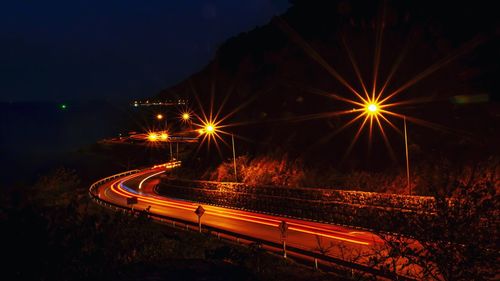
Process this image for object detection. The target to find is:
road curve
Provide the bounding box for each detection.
[92,166,415,279]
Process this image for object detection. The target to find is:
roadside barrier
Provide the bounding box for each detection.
[89,169,416,281]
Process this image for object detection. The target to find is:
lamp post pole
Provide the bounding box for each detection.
[231,134,238,182]
[169,142,173,161]
[404,117,411,195]
[201,123,237,182]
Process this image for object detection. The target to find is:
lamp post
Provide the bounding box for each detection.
[231,134,238,182]
[160,132,172,160]
[156,113,168,129]
[404,117,411,195]
[148,131,173,161]
[364,102,411,195]
[148,132,158,142]
[201,123,238,182]
[160,132,168,141]
[169,141,173,160]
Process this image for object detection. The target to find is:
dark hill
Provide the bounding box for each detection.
[156,0,500,173]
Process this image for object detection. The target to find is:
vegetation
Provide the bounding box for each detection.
[0,168,349,281]
[205,153,499,196]
[165,157,499,280]
[369,166,499,280]
[158,0,500,187]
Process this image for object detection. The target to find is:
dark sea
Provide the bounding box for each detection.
[0,101,145,186]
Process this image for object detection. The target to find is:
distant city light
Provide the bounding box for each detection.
[156,114,163,120]
[60,104,67,110]
[160,132,168,140]
[182,113,190,120]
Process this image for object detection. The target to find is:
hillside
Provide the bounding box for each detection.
[155,0,500,188]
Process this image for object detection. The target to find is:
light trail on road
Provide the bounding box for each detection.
[92,166,423,280]
[98,167,383,253]
[116,172,371,245]
[138,170,166,189]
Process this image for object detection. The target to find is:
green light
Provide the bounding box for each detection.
[60,104,67,110]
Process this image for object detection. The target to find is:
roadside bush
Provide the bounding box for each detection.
[206,155,499,196]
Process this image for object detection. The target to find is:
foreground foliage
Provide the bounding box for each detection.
[0,168,346,281]
[371,168,499,280]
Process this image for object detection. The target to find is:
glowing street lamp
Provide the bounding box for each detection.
[198,122,238,182]
[156,113,168,130]
[158,131,174,160]
[182,113,190,121]
[366,103,379,114]
[279,15,440,196]
[205,124,215,134]
[148,131,174,160]
[160,132,169,141]
[361,100,411,195]
[148,132,158,142]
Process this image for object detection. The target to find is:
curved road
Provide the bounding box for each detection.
[94,166,390,268]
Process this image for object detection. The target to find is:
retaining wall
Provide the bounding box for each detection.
[158,178,437,232]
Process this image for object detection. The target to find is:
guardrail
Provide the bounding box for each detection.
[152,161,181,169]
[88,169,140,197]
[89,169,416,281]
[157,180,432,237]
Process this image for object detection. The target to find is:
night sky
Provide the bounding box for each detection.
[0,0,289,102]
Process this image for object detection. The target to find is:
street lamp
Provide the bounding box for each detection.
[155,113,169,129]
[403,117,411,195]
[148,132,158,142]
[205,124,215,134]
[182,113,190,121]
[367,103,378,114]
[159,132,174,160]
[362,100,411,195]
[231,134,237,182]
[199,122,238,182]
[160,132,168,141]
[148,131,174,160]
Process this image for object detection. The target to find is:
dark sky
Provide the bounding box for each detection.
[0,0,289,102]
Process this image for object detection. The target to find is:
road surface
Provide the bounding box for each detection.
[94,166,394,268]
